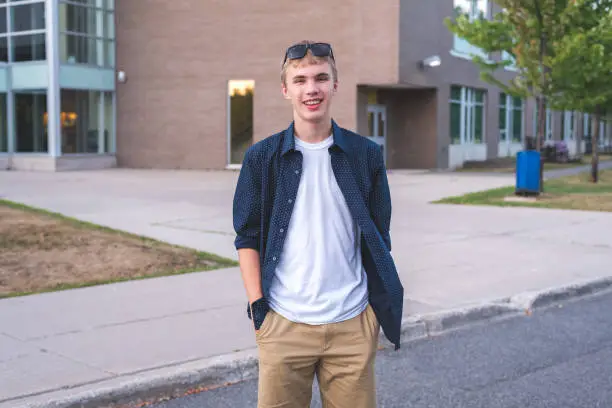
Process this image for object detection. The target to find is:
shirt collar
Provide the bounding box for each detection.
[281,119,349,156]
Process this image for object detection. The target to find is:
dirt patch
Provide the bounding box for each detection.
[0,204,235,298]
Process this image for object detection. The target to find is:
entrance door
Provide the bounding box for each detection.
[367,104,387,163]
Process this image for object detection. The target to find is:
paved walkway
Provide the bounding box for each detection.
[1,168,611,407]
[544,160,612,179]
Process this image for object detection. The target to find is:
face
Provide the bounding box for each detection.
[282,60,337,124]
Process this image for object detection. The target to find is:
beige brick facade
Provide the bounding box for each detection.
[115,0,399,170]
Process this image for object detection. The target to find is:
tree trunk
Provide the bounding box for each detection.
[592,106,600,183]
[535,0,546,193]
[537,96,546,192]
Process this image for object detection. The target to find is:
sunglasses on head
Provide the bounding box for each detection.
[282,42,335,67]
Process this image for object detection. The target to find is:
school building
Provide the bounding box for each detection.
[0,0,609,172]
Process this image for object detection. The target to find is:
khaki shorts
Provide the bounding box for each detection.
[255,304,380,408]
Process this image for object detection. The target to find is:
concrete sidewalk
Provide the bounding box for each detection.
[1,169,612,407]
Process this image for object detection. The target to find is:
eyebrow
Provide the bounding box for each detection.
[292,73,330,81]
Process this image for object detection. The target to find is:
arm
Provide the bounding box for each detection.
[370,147,392,252]
[232,148,267,330]
[238,248,263,304]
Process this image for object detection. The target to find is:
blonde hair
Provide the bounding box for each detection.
[280,40,338,85]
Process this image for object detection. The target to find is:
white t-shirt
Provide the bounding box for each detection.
[268,134,369,325]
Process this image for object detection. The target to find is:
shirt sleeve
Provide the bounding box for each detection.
[233,148,262,252]
[370,146,392,252]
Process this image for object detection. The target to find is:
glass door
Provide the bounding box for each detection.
[367,104,386,163]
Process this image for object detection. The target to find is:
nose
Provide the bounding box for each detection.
[305,79,318,95]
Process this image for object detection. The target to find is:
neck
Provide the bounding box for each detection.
[293,117,332,144]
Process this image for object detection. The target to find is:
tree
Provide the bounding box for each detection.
[549,0,612,182]
[445,0,572,192]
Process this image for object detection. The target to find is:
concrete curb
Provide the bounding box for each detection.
[5,350,259,408]
[411,303,522,336]
[8,276,612,408]
[508,276,612,312]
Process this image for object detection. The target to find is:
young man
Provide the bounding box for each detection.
[232,40,404,408]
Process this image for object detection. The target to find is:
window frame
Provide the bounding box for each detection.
[450,85,486,145]
[533,104,554,141]
[58,0,115,68]
[499,93,524,143]
[562,111,576,141]
[0,0,47,64]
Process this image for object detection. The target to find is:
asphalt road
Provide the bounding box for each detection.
[153,290,612,408]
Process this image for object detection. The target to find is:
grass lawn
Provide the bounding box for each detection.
[456,154,612,173]
[0,199,238,299]
[434,169,612,212]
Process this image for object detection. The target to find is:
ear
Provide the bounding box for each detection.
[281,83,291,99]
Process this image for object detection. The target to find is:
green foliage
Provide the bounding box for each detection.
[445,0,612,153]
[549,0,612,113]
[444,0,571,100]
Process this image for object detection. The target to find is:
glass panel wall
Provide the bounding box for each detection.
[9,1,46,62]
[15,91,47,153]
[0,0,116,157]
[0,6,7,62]
[103,90,112,152]
[58,0,115,67]
[60,89,112,153]
[0,93,6,152]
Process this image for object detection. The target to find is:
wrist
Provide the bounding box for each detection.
[249,293,263,304]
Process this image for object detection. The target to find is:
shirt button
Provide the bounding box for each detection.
[272,256,277,261]
[295,170,300,174]
[288,199,293,204]
[280,228,284,233]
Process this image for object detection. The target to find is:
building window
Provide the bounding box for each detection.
[0,93,6,152]
[499,93,523,143]
[13,33,45,61]
[15,91,47,153]
[533,104,553,141]
[0,6,6,61]
[228,80,254,166]
[11,2,45,32]
[561,111,576,141]
[60,89,112,154]
[452,0,488,58]
[0,0,47,62]
[450,85,485,145]
[585,113,608,148]
[584,113,591,140]
[59,0,115,67]
[0,37,7,62]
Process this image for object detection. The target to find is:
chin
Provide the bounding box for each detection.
[299,108,330,122]
[300,113,328,124]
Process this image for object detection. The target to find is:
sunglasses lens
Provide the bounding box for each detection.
[286,44,308,60]
[310,43,332,58]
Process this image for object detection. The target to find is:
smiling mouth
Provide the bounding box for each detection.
[304,99,323,106]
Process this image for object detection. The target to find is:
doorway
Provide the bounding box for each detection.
[367,104,386,163]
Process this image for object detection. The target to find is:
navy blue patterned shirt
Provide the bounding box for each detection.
[232,120,404,350]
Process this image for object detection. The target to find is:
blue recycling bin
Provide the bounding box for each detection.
[515,150,541,195]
